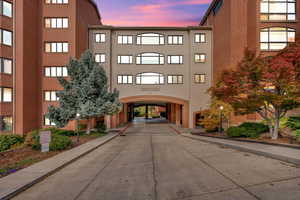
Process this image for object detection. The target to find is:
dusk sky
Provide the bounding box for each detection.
[95,0,212,26]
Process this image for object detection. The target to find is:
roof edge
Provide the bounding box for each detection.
[88,25,212,30]
[200,0,220,25]
[88,0,102,23]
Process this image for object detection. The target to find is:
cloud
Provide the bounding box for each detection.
[98,0,212,26]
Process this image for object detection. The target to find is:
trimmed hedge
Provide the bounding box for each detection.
[227,122,269,138]
[26,129,72,151]
[285,116,300,130]
[0,134,24,152]
[294,130,300,142]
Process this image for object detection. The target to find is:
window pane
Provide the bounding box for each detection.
[45,67,51,77]
[3,88,12,102]
[63,43,68,52]
[57,43,63,52]
[3,30,12,46]
[51,43,57,52]
[51,67,56,77]
[45,43,51,52]
[3,59,12,74]
[57,67,62,77]
[3,1,12,18]
[128,76,133,84]
[51,18,57,28]
[45,19,51,28]
[62,67,68,76]
[118,76,122,84]
[63,18,68,28]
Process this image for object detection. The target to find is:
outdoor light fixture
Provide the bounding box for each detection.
[219,106,224,133]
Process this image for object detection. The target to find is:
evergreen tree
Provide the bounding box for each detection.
[47,50,121,134]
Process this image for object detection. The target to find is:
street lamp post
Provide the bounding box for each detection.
[219,106,224,133]
[76,113,80,143]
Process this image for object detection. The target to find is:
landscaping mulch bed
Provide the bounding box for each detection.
[191,132,300,148]
[0,134,104,178]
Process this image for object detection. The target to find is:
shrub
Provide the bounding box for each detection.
[25,130,72,151]
[0,134,24,152]
[226,127,247,137]
[78,124,87,131]
[294,130,300,142]
[285,116,300,130]
[49,134,72,151]
[96,122,106,133]
[239,122,269,134]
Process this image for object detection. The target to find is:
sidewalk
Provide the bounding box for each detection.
[0,127,127,200]
[181,133,300,166]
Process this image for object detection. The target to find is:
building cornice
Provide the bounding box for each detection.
[88,25,212,31]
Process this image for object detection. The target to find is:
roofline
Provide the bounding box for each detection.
[88,0,102,23]
[88,25,212,31]
[200,0,220,25]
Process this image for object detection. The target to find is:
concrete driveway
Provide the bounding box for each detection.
[13,124,300,200]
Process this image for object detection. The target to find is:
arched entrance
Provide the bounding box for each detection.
[110,95,189,128]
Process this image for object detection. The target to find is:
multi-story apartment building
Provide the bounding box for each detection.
[0,0,101,135]
[89,26,213,128]
[201,0,299,83]
[201,0,300,122]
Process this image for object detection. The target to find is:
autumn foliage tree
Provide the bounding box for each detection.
[210,42,300,139]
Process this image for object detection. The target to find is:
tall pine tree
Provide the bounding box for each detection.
[47,50,121,134]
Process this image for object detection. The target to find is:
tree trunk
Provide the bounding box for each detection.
[272,110,280,140]
[86,118,91,134]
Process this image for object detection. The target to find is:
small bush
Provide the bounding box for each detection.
[49,134,72,151]
[227,122,268,138]
[78,124,87,131]
[285,116,300,130]
[239,122,269,134]
[96,123,106,133]
[0,134,24,152]
[294,130,300,142]
[227,127,247,137]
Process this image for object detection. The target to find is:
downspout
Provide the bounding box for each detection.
[12,0,16,134]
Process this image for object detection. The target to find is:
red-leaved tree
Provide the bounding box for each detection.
[210,42,300,139]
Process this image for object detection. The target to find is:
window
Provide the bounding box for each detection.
[137,33,165,45]
[45,42,69,53]
[195,54,206,63]
[0,116,12,131]
[194,74,206,84]
[44,116,56,126]
[195,33,206,43]
[136,73,164,85]
[168,55,183,64]
[95,54,106,63]
[44,91,59,102]
[118,55,133,64]
[0,1,12,18]
[260,27,295,50]
[0,58,12,74]
[136,53,164,65]
[45,18,68,29]
[168,35,183,45]
[167,75,183,84]
[45,0,68,4]
[117,75,133,84]
[0,87,12,102]
[45,66,68,77]
[118,35,133,44]
[0,29,12,46]
[260,0,296,21]
[95,33,106,43]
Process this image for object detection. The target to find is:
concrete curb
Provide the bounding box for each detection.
[191,133,300,150]
[181,133,300,166]
[0,125,129,200]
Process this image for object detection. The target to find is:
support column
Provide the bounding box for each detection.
[111,114,117,128]
[105,115,111,129]
[171,104,176,123]
[182,102,189,128]
[145,105,149,119]
[175,104,181,126]
[124,103,128,123]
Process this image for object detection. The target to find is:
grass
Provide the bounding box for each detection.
[0,157,41,176]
